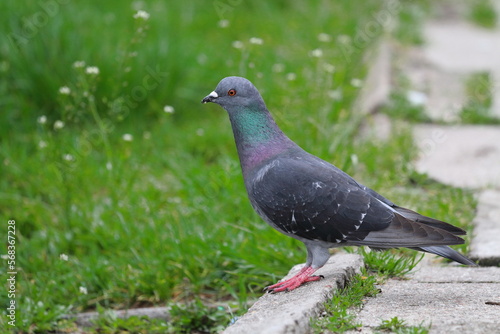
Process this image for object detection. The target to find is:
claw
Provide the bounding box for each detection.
[263,266,322,293]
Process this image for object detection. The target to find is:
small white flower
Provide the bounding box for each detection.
[218,19,229,28]
[79,286,88,295]
[337,35,351,44]
[351,154,359,166]
[286,73,297,81]
[407,90,427,106]
[328,89,343,101]
[248,62,255,69]
[73,60,86,68]
[59,86,71,95]
[63,154,74,161]
[143,131,151,140]
[133,10,150,20]
[197,53,208,65]
[232,40,244,49]
[37,115,47,124]
[163,105,174,113]
[122,133,133,142]
[60,254,69,261]
[54,120,65,130]
[249,37,263,45]
[38,140,47,149]
[106,162,113,171]
[196,128,205,136]
[350,78,363,88]
[272,63,285,73]
[309,49,323,58]
[318,33,331,42]
[323,63,336,73]
[85,66,99,75]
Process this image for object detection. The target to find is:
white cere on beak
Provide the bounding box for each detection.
[202,90,219,104]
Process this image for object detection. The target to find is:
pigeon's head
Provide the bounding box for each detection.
[201,76,266,111]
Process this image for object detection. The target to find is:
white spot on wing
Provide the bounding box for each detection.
[291,210,297,233]
[312,181,323,189]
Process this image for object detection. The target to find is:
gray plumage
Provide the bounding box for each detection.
[202,76,476,292]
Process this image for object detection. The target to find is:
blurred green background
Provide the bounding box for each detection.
[0,0,474,332]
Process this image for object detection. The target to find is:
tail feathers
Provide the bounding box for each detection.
[354,213,466,248]
[394,206,466,235]
[411,245,477,266]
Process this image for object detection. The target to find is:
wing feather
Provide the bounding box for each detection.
[248,151,466,249]
[249,154,393,243]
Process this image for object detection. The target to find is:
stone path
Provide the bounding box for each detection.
[422,20,500,119]
[222,254,363,334]
[414,125,500,189]
[470,189,500,265]
[347,258,500,334]
[404,20,500,121]
[349,10,500,334]
[410,16,500,264]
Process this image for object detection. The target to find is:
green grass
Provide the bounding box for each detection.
[460,71,500,124]
[379,72,431,123]
[469,0,497,28]
[392,0,431,45]
[376,317,430,334]
[360,248,423,279]
[312,274,381,333]
[381,89,431,123]
[0,1,476,332]
[86,300,230,334]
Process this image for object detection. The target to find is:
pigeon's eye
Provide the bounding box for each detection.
[228,89,237,96]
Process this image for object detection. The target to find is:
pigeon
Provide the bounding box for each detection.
[201,76,476,293]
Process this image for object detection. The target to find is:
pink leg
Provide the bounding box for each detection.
[264,266,323,293]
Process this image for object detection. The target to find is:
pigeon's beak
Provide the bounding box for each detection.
[201,91,218,104]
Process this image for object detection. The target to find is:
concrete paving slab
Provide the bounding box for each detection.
[425,69,467,121]
[403,20,500,120]
[71,306,171,328]
[222,253,363,334]
[350,279,500,334]
[344,13,500,334]
[348,256,500,334]
[470,189,500,265]
[422,19,500,118]
[411,265,500,283]
[423,21,500,72]
[414,124,500,188]
[356,40,391,115]
[399,46,466,121]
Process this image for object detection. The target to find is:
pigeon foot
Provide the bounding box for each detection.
[264,266,322,293]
